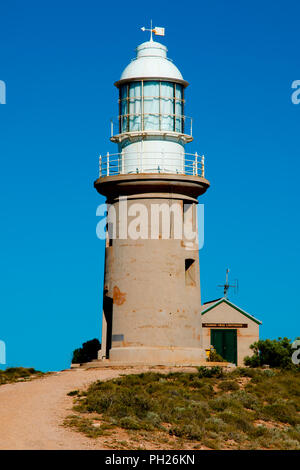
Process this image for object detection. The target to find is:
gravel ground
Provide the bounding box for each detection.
[0,367,150,450]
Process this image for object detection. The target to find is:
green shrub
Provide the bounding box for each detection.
[170,423,203,440]
[204,417,227,433]
[67,369,300,450]
[197,366,223,378]
[72,338,101,364]
[219,380,240,391]
[209,394,242,412]
[119,416,144,430]
[231,391,259,410]
[231,367,261,378]
[219,411,254,433]
[0,367,42,385]
[207,350,227,362]
[262,402,299,426]
[263,369,277,377]
[145,411,161,427]
[244,337,300,369]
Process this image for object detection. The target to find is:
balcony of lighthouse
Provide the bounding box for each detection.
[98,151,205,178]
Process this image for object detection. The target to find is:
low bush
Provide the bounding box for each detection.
[67,368,300,450]
[244,337,300,369]
[0,367,42,385]
[72,338,101,364]
[219,380,239,391]
[197,366,223,378]
[207,350,226,362]
[261,402,299,426]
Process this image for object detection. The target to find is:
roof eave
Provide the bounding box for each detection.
[114,77,189,88]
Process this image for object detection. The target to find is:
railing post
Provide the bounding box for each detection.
[121,149,125,174]
[195,152,198,176]
[107,152,110,176]
[110,119,113,137]
[99,155,102,177]
[190,118,193,137]
[201,155,205,178]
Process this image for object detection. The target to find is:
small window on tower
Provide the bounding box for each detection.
[185,258,196,286]
[106,222,113,247]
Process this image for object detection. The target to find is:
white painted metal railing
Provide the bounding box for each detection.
[98,151,205,178]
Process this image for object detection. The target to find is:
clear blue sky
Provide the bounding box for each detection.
[0,0,299,371]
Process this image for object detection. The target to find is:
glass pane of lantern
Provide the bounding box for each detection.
[128,82,141,131]
[119,84,128,132]
[175,83,182,99]
[143,81,159,130]
[120,84,128,100]
[160,82,174,131]
[121,114,128,132]
[175,84,183,132]
[175,99,182,132]
[120,98,128,132]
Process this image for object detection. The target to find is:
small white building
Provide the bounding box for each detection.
[201,298,262,366]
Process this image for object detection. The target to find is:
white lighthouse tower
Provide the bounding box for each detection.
[95,28,210,365]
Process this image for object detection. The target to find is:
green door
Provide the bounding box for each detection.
[211,329,237,365]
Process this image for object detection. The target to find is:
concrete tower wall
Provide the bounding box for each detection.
[96,174,209,365]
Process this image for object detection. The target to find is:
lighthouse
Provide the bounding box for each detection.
[94,27,210,365]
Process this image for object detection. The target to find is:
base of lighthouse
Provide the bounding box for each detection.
[95,174,210,366]
[108,347,206,365]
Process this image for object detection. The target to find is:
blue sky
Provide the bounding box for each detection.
[0,0,299,371]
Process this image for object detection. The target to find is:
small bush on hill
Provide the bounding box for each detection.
[244,337,300,369]
[72,338,101,364]
[219,380,240,391]
[197,366,223,378]
[207,349,227,362]
[0,367,42,385]
[66,368,300,449]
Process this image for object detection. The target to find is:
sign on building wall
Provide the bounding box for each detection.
[202,323,248,328]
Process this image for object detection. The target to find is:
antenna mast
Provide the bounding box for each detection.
[218,268,238,299]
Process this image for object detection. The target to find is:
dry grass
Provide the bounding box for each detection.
[0,367,45,385]
[65,367,300,450]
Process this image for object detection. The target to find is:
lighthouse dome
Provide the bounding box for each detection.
[118,40,186,85]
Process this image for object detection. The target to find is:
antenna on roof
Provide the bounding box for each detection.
[217,268,239,299]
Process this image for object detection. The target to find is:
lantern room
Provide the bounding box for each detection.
[118,80,184,133]
[98,36,205,179]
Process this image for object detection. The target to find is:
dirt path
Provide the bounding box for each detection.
[0,367,149,450]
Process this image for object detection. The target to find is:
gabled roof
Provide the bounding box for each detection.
[203,298,222,305]
[201,297,262,325]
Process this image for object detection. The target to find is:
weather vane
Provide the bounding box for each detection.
[141,20,165,41]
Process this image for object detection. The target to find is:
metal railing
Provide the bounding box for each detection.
[98,151,205,178]
[110,114,193,137]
